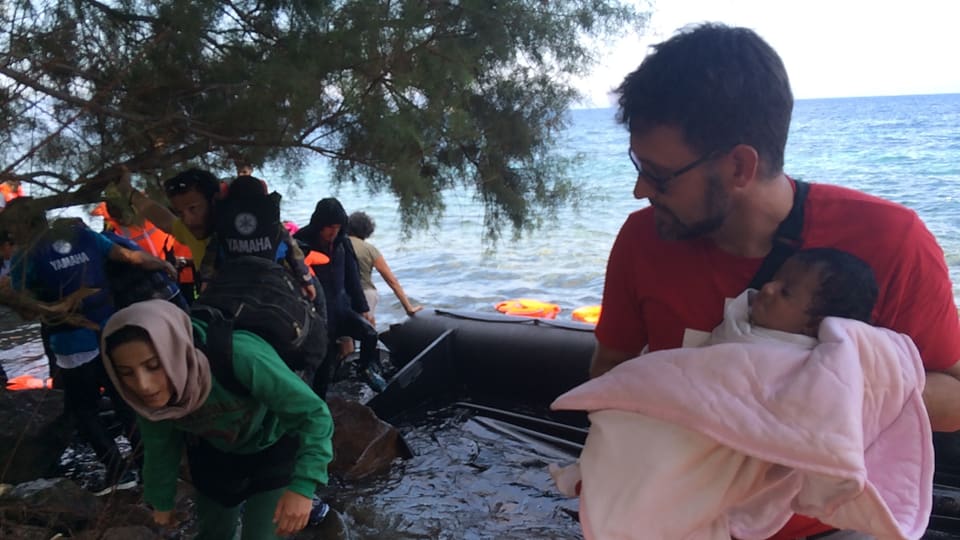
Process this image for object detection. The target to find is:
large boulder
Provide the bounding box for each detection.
[0,523,52,540]
[0,389,73,484]
[0,477,101,531]
[327,396,411,480]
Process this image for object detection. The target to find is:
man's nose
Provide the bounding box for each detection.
[633,175,656,200]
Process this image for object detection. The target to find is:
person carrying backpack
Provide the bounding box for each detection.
[101,299,334,539]
[198,175,315,302]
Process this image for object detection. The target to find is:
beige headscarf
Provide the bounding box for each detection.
[101,299,212,421]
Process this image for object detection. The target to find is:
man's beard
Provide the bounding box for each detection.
[652,174,729,241]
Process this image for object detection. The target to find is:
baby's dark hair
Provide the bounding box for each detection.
[791,248,878,324]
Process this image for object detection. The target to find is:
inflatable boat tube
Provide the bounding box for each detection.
[373,309,594,419]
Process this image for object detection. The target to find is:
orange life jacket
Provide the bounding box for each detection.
[304,250,331,277]
[0,183,25,203]
[164,236,195,285]
[113,222,170,258]
[92,203,171,258]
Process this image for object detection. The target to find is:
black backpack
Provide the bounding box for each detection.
[190,256,327,395]
[103,232,189,311]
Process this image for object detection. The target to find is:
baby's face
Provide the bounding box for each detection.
[750,259,821,336]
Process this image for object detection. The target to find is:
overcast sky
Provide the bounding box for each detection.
[576,0,960,107]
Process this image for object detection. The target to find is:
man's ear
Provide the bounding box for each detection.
[728,144,760,188]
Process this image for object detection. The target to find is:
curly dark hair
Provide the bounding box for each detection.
[616,23,793,179]
[162,168,221,202]
[347,211,376,240]
[791,248,878,325]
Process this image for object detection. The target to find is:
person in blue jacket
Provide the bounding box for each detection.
[6,197,176,494]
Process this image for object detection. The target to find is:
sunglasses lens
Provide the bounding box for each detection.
[164,180,188,194]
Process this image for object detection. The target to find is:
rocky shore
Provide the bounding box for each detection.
[1,388,409,539]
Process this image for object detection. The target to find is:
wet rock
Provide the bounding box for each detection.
[98,525,161,540]
[327,396,411,480]
[0,523,53,540]
[0,477,100,530]
[295,506,349,540]
[0,389,73,484]
[95,494,156,530]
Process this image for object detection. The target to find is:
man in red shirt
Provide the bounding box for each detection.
[592,23,960,540]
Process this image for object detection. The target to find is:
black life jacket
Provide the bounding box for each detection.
[191,256,328,380]
[214,176,283,261]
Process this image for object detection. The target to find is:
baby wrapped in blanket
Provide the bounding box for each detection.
[551,248,933,540]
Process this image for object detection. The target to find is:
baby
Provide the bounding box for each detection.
[751,248,878,333]
[710,247,879,348]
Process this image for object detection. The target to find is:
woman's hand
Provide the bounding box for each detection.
[405,305,423,316]
[153,509,177,527]
[273,490,312,536]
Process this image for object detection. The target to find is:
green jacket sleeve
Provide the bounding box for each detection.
[230,331,334,498]
[137,416,184,512]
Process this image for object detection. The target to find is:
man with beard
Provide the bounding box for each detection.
[591,23,960,540]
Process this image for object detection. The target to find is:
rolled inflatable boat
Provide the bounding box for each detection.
[372,309,594,424]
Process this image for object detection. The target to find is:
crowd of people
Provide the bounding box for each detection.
[0,20,958,540]
[0,163,421,538]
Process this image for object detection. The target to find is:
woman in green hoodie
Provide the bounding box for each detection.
[101,299,334,539]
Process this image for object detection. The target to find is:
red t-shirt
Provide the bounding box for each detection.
[596,182,960,538]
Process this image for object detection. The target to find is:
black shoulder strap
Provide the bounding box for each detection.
[746,179,811,290]
[192,308,250,397]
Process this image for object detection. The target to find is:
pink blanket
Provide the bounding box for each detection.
[551,317,932,540]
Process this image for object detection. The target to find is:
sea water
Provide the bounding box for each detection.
[2,95,959,539]
[3,93,960,371]
[282,93,960,329]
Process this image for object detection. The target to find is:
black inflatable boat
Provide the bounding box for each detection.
[374,309,960,538]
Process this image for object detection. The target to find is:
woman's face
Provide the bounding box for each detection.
[110,339,174,409]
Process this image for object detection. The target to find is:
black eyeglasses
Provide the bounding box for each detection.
[163,179,192,195]
[628,148,719,193]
